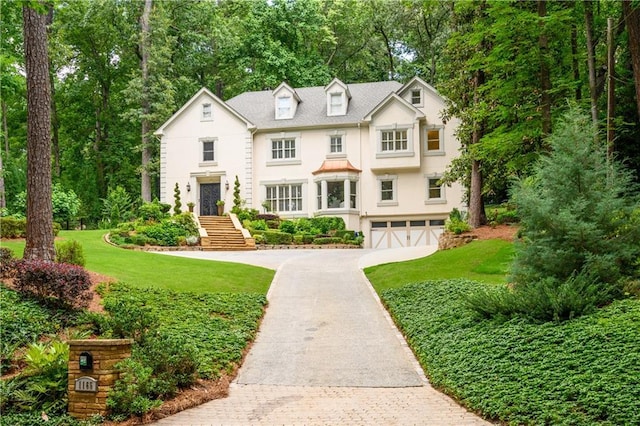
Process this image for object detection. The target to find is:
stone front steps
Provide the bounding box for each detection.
[199,215,256,251]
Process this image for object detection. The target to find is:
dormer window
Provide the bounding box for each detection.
[202,103,212,120]
[277,96,292,119]
[330,93,343,115]
[411,89,422,106]
[325,78,350,116]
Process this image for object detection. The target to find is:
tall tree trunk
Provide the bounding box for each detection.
[1,100,8,155]
[571,24,582,100]
[469,70,486,229]
[622,0,640,121]
[377,25,395,79]
[538,0,552,136]
[606,17,615,156]
[584,0,599,126]
[23,3,55,261]
[0,149,5,209]
[47,5,60,177]
[140,0,152,202]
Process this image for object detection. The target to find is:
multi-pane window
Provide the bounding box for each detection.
[202,103,212,119]
[266,184,302,212]
[277,96,291,118]
[427,128,442,151]
[381,130,408,152]
[381,180,394,201]
[330,93,342,115]
[350,181,357,208]
[411,89,421,105]
[271,139,296,160]
[327,181,344,208]
[330,135,343,153]
[428,178,443,199]
[202,140,214,162]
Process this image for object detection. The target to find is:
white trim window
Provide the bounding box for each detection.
[377,175,398,206]
[425,126,444,155]
[199,138,217,165]
[326,130,346,158]
[329,92,343,115]
[410,88,422,106]
[426,176,446,204]
[271,138,296,160]
[315,176,359,211]
[381,129,408,152]
[266,184,303,212]
[330,135,343,153]
[276,96,292,119]
[202,103,212,120]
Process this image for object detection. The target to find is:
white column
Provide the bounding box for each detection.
[321,180,328,210]
[343,179,350,209]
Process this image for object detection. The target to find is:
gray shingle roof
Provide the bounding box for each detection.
[226,81,403,131]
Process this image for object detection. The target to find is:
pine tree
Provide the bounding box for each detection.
[510,109,640,315]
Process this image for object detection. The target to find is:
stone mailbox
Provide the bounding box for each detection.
[67,339,132,419]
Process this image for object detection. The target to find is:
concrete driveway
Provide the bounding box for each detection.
[152,247,489,425]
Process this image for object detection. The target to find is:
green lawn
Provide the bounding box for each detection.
[1,230,274,294]
[365,239,514,292]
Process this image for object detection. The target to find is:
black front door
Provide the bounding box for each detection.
[200,183,220,215]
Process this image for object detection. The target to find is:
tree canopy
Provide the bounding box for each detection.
[1,0,639,225]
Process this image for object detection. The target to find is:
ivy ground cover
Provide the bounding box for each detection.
[378,279,640,425]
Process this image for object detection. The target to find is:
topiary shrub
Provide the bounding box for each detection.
[14,260,92,309]
[55,240,86,267]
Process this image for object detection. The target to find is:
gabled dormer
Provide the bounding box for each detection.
[273,82,301,120]
[325,78,351,116]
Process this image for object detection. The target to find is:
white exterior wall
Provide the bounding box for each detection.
[158,79,464,248]
[159,91,251,215]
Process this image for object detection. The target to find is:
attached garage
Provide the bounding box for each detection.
[370,219,445,249]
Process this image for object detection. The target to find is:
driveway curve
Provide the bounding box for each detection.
[153,247,489,425]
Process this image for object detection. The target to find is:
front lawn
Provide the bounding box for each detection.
[1,230,274,294]
[365,239,514,292]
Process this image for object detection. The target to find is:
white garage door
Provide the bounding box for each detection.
[370,219,445,249]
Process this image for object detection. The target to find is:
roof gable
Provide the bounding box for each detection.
[363,93,425,122]
[154,88,254,136]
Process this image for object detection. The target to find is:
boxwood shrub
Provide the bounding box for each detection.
[263,230,293,245]
[312,237,343,245]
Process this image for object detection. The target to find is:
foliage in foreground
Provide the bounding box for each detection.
[507,110,640,321]
[382,279,640,426]
[86,283,267,418]
[0,285,60,374]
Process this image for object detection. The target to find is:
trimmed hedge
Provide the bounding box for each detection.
[312,237,343,245]
[262,230,293,245]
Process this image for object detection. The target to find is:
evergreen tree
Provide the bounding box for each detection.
[510,109,640,316]
[232,176,241,214]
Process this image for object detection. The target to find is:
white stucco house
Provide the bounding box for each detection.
[154,76,464,249]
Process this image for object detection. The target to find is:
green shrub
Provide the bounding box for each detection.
[266,219,280,229]
[496,209,519,224]
[106,358,162,419]
[335,230,355,241]
[279,220,296,234]
[312,237,343,245]
[138,200,170,223]
[262,230,293,245]
[1,216,26,238]
[352,235,364,246]
[253,234,266,244]
[171,212,199,236]
[1,341,69,415]
[236,208,259,222]
[249,219,267,231]
[55,240,86,267]
[445,218,470,235]
[141,221,185,246]
[0,286,58,374]
[101,298,159,344]
[101,186,135,227]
